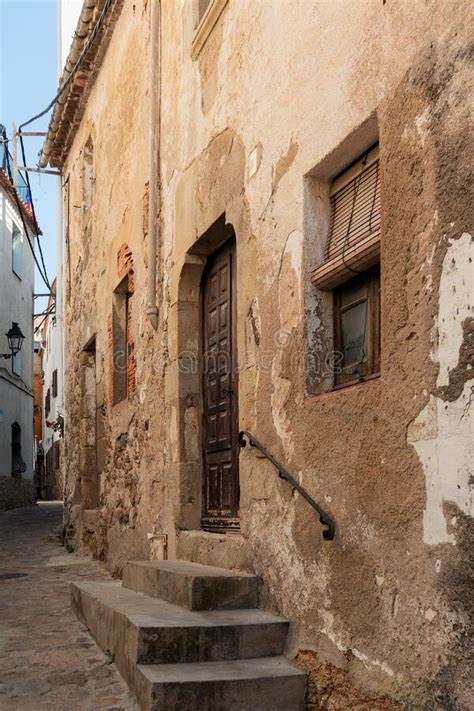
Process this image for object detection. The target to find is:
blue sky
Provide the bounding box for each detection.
[0,0,57,313]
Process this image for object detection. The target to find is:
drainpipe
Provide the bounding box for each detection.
[146,0,161,330]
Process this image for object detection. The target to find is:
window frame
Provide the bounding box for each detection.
[191,0,228,60]
[11,422,22,477]
[12,223,22,278]
[112,276,131,406]
[333,266,380,388]
[82,137,94,206]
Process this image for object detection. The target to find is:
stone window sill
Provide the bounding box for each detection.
[305,374,381,402]
[191,0,228,61]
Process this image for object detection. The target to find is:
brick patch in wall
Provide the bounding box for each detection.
[117,243,133,279]
[107,312,114,407]
[127,294,136,400]
[109,244,136,404]
[295,650,402,710]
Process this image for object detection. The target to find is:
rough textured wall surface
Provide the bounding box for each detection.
[63,0,166,571]
[0,477,35,512]
[62,0,473,708]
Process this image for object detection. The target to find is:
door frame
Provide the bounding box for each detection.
[200,235,239,532]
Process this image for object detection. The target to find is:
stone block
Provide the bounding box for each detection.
[122,560,258,611]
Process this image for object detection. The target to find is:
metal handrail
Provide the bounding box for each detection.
[239,430,335,541]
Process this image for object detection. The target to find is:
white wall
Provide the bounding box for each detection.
[0,185,35,479]
[41,298,63,455]
[49,0,78,459]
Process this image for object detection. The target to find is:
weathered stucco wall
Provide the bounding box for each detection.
[0,181,35,508]
[62,1,473,708]
[62,0,167,566]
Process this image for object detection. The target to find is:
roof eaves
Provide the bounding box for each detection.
[40,0,125,169]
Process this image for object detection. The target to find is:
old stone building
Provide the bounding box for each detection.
[41,0,472,708]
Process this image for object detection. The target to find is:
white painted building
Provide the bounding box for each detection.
[0,152,36,509]
[38,0,84,501]
[41,280,64,498]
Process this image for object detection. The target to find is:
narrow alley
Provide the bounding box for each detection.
[1,1,472,708]
[0,503,138,710]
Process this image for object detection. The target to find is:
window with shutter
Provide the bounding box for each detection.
[312,144,380,290]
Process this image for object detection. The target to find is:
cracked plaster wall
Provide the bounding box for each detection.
[62,0,473,707]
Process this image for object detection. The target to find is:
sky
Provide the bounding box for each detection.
[0,0,58,316]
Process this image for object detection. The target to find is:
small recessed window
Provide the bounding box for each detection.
[197,0,211,23]
[112,276,132,405]
[191,0,228,59]
[334,266,380,386]
[45,388,51,417]
[11,422,23,477]
[310,143,382,390]
[82,136,94,216]
[12,224,22,277]
[52,369,58,398]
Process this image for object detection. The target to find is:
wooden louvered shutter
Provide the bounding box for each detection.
[312,145,380,290]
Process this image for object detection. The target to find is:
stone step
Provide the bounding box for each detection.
[122,560,258,611]
[71,580,288,689]
[135,656,306,711]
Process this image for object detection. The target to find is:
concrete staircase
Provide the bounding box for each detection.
[71,560,306,710]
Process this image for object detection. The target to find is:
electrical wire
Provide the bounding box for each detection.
[19,0,114,132]
[13,0,116,299]
[34,305,56,318]
[14,0,116,300]
[34,304,56,335]
[19,133,51,283]
[3,144,52,291]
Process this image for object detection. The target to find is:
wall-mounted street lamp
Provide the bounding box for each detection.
[0,322,25,359]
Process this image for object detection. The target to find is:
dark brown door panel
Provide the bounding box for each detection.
[202,239,239,531]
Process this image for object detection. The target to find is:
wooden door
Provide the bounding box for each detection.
[202,240,239,530]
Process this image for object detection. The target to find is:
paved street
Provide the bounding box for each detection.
[0,503,138,710]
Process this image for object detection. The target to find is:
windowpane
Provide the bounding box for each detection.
[334,265,380,386]
[12,224,22,277]
[341,301,367,367]
[340,277,368,308]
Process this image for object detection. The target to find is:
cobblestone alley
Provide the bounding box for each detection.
[0,503,138,710]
